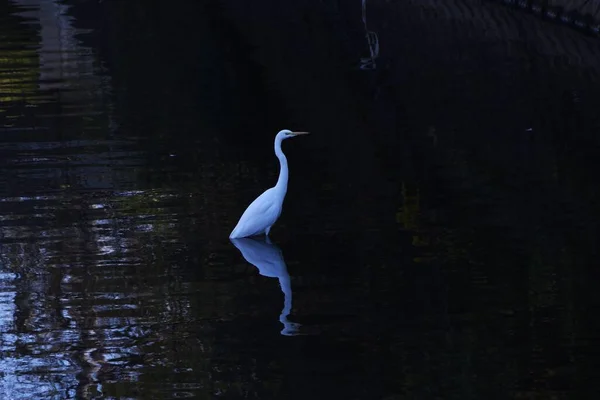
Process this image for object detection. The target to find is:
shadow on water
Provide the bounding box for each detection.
[2,0,600,399]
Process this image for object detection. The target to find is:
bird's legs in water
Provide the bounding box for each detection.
[265,226,272,244]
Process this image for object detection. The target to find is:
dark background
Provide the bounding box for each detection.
[1,0,600,398]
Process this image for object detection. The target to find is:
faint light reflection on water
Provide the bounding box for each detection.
[3,0,600,399]
[0,1,168,398]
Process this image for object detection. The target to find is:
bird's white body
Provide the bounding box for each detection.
[229,187,283,238]
[229,129,308,239]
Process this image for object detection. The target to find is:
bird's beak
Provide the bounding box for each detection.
[291,131,310,135]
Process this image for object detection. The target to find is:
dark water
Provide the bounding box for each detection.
[2,0,600,399]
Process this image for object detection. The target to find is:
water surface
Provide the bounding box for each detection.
[2,1,600,399]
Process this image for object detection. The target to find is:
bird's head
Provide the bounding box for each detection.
[278,129,310,139]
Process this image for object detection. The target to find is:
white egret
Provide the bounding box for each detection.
[229,129,309,239]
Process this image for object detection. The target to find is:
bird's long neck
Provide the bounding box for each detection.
[274,135,288,196]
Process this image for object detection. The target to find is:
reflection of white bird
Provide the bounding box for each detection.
[230,129,309,239]
[231,237,301,336]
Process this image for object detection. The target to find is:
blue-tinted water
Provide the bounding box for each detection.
[1,1,600,399]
